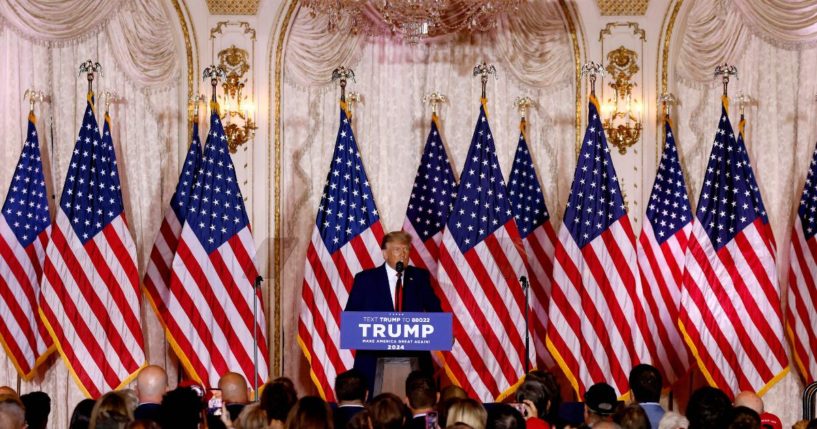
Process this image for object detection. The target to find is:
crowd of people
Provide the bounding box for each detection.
[0,364,813,429]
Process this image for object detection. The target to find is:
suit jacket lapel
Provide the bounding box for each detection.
[377,264,395,311]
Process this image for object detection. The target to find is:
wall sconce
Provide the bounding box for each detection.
[601,46,642,154]
[218,45,257,153]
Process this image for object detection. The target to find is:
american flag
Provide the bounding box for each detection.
[636,117,692,386]
[40,97,145,398]
[143,121,202,326]
[298,102,384,401]
[788,139,817,384]
[506,119,556,370]
[679,98,788,396]
[546,95,652,397]
[167,103,269,387]
[437,99,532,401]
[0,111,54,378]
[402,115,457,300]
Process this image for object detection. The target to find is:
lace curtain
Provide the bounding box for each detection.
[672,0,817,426]
[279,3,577,394]
[0,1,183,428]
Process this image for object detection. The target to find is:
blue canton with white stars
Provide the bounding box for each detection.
[170,123,202,221]
[446,103,513,253]
[2,114,50,247]
[315,106,379,254]
[736,117,769,225]
[507,125,550,239]
[59,95,124,244]
[185,107,251,254]
[798,143,817,240]
[645,120,691,244]
[695,106,768,251]
[406,118,457,242]
[563,99,627,248]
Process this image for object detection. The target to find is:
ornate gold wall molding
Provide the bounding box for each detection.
[206,0,260,15]
[170,0,196,128]
[557,0,584,156]
[596,0,649,16]
[599,21,646,41]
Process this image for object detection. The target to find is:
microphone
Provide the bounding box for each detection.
[395,261,404,273]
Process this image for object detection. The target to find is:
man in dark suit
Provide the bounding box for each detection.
[405,370,438,429]
[345,231,442,395]
[333,369,368,429]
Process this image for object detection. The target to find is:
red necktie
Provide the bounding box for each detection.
[395,272,403,312]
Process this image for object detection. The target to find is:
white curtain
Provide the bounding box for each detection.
[672,0,817,425]
[0,1,184,427]
[279,3,577,395]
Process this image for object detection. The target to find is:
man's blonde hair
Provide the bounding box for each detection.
[380,231,412,249]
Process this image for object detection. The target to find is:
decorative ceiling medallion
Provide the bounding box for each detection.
[595,0,648,16]
[206,0,260,15]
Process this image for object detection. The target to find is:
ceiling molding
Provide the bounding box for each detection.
[206,0,260,15]
[595,0,649,16]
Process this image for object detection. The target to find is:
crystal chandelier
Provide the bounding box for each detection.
[302,0,524,43]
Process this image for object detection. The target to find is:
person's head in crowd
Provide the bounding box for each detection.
[159,387,204,429]
[0,387,16,398]
[615,404,650,429]
[685,386,731,429]
[135,365,167,405]
[657,411,688,429]
[522,371,561,423]
[440,385,468,404]
[446,398,488,429]
[234,403,269,429]
[89,391,134,429]
[261,377,298,425]
[438,386,468,429]
[126,421,161,429]
[347,409,373,429]
[807,419,817,429]
[70,399,97,429]
[380,231,412,269]
[286,396,333,429]
[219,372,250,404]
[20,391,50,429]
[759,412,781,429]
[335,369,368,405]
[726,406,760,429]
[368,393,407,429]
[405,370,438,414]
[0,394,26,429]
[584,383,618,426]
[515,377,558,423]
[486,404,525,429]
[447,424,475,429]
[733,392,763,415]
[628,365,662,404]
[594,423,623,429]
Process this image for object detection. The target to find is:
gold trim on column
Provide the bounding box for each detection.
[170,0,195,127]
[270,0,299,378]
[557,0,583,155]
[657,0,683,163]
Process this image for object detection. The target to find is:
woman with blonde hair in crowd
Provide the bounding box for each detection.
[446,398,487,429]
[234,403,270,429]
[89,391,135,429]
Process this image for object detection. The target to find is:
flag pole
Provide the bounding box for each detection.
[472,62,497,100]
[580,62,605,98]
[78,60,102,95]
[714,64,738,98]
[332,66,356,103]
[513,95,533,374]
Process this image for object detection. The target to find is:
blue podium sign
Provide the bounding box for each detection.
[340,311,453,351]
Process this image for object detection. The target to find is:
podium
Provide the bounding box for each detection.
[340,311,453,395]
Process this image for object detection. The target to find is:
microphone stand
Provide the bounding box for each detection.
[520,276,530,373]
[253,275,263,401]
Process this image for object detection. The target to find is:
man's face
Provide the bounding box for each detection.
[382,241,410,269]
